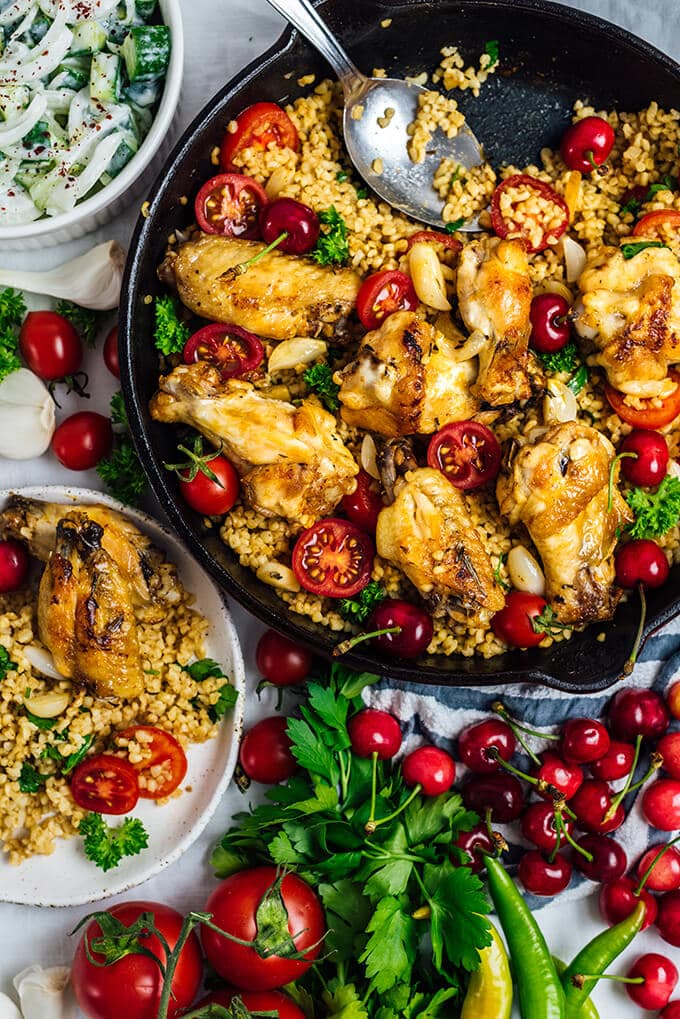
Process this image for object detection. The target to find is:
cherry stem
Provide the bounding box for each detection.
[554,806,593,861]
[219,232,288,280]
[365,784,421,834]
[634,834,680,896]
[621,584,646,677]
[334,626,401,657]
[487,746,567,803]
[491,702,559,766]
[603,736,664,823]
[608,452,637,513]
[366,751,379,831]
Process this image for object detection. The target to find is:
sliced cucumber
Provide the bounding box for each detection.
[90,52,120,103]
[28,12,52,44]
[14,158,56,189]
[124,78,160,108]
[120,24,170,82]
[100,130,137,182]
[70,19,107,56]
[135,0,158,18]
[128,100,152,142]
[22,120,51,151]
[50,60,89,91]
[0,85,31,121]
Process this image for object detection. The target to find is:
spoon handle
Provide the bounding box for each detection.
[263,0,366,97]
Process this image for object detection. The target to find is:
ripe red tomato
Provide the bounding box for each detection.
[255,629,312,686]
[115,726,188,799]
[341,469,384,533]
[51,412,113,471]
[201,867,325,990]
[71,900,202,1019]
[239,716,297,784]
[182,323,264,379]
[19,310,82,380]
[103,325,120,378]
[605,370,680,429]
[560,116,615,173]
[490,174,569,252]
[491,592,549,648]
[427,421,501,490]
[356,270,419,330]
[189,988,306,1019]
[0,539,29,592]
[292,517,374,598]
[406,230,462,253]
[195,173,268,238]
[220,102,299,172]
[70,754,139,814]
[178,454,240,515]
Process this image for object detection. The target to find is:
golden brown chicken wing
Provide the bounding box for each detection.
[574,244,680,397]
[162,234,361,341]
[150,363,358,526]
[457,235,534,406]
[376,467,505,621]
[335,311,478,436]
[496,421,633,625]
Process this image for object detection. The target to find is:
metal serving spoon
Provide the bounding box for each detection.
[263,0,484,229]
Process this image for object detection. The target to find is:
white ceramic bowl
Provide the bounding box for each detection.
[0,0,184,251]
[0,485,245,907]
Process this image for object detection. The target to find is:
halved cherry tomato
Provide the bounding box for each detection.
[195,173,267,238]
[220,102,299,172]
[115,725,188,799]
[427,421,501,490]
[341,469,384,533]
[183,323,264,379]
[406,230,463,253]
[356,270,418,331]
[605,369,680,429]
[490,174,569,252]
[70,754,139,815]
[292,517,374,598]
[632,210,680,239]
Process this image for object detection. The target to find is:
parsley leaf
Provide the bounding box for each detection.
[539,340,579,374]
[621,240,668,259]
[484,39,500,66]
[187,658,226,681]
[55,299,100,347]
[209,683,238,722]
[303,362,340,411]
[0,287,26,329]
[319,879,372,963]
[186,658,237,722]
[286,717,340,785]
[97,435,147,506]
[0,646,15,681]
[567,363,589,394]
[336,170,349,183]
[339,581,386,623]
[322,981,370,1018]
[425,864,492,973]
[492,554,510,593]
[25,708,57,730]
[311,206,350,266]
[359,896,417,993]
[18,762,48,793]
[627,475,680,539]
[153,295,190,355]
[0,327,21,383]
[46,733,95,776]
[444,218,464,233]
[110,390,128,428]
[79,812,149,871]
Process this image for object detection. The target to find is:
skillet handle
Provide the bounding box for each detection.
[262,0,366,97]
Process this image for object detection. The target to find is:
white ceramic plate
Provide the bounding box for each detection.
[0,485,245,907]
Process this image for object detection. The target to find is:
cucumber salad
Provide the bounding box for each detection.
[0,0,171,223]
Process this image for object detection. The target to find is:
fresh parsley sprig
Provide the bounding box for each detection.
[186,658,238,722]
[303,362,340,411]
[627,475,680,539]
[538,341,579,374]
[0,287,26,382]
[79,812,149,871]
[339,581,386,624]
[55,299,101,347]
[154,295,190,356]
[311,206,350,266]
[97,391,147,505]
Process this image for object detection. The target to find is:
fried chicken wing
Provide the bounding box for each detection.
[575,245,680,397]
[162,234,361,341]
[335,311,478,436]
[457,236,534,406]
[150,363,358,526]
[38,515,143,699]
[376,467,505,621]
[496,422,633,625]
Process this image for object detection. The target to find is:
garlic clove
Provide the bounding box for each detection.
[0,369,55,459]
[561,235,587,283]
[13,965,76,1019]
[256,561,301,592]
[0,992,22,1019]
[23,645,64,681]
[543,378,578,424]
[507,545,546,596]
[22,689,71,718]
[408,242,451,311]
[360,433,381,480]
[268,338,328,374]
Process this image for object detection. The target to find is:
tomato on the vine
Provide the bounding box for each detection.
[220,102,299,173]
[115,725,187,799]
[341,469,384,533]
[188,989,306,1019]
[195,173,267,238]
[605,370,680,429]
[427,421,501,490]
[51,412,113,471]
[70,754,139,814]
[356,270,418,330]
[71,901,202,1019]
[292,517,374,598]
[255,629,312,686]
[19,310,82,380]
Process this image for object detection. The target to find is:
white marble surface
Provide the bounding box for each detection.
[0,1,679,1015]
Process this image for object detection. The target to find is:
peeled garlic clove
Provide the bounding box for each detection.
[0,993,21,1019]
[543,378,578,424]
[561,235,587,283]
[23,644,64,681]
[507,545,546,596]
[408,242,451,311]
[360,434,380,480]
[265,167,291,200]
[450,328,487,362]
[268,338,328,374]
[0,369,55,459]
[22,689,71,718]
[13,965,76,1019]
[256,561,301,592]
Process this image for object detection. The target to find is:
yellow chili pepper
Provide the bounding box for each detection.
[461,920,513,1019]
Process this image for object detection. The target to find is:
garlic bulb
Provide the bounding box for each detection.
[13,965,76,1019]
[0,992,21,1019]
[0,241,124,310]
[0,369,55,459]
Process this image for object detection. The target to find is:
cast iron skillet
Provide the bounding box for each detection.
[120,0,680,693]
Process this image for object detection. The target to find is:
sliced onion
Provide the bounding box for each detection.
[450,328,487,362]
[23,645,64,681]
[268,338,327,374]
[562,235,587,283]
[507,545,546,596]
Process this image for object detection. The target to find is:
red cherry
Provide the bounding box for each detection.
[572,834,627,883]
[347,709,402,760]
[519,850,572,896]
[660,1002,680,1019]
[561,717,610,764]
[529,293,571,353]
[658,732,680,780]
[259,197,320,254]
[367,599,433,659]
[642,779,680,831]
[657,890,680,947]
[560,115,615,173]
[608,687,670,741]
[453,824,493,874]
[615,539,670,589]
[462,773,525,823]
[532,750,583,800]
[0,539,29,592]
[636,844,680,892]
[401,745,455,796]
[599,876,658,930]
[571,780,625,834]
[589,740,635,781]
[458,718,516,774]
[620,429,669,487]
[521,801,573,853]
[625,953,678,1010]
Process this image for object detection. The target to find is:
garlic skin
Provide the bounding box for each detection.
[13,965,76,1019]
[0,370,55,459]
[0,992,22,1019]
[0,241,124,310]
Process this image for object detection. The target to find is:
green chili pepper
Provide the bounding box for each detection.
[553,959,600,1018]
[484,854,565,1019]
[560,900,645,1017]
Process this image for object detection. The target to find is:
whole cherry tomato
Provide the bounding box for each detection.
[356,270,418,331]
[619,429,669,487]
[195,173,267,238]
[367,598,433,658]
[177,454,240,515]
[255,629,312,686]
[19,310,82,380]
[51,412,113,471]
[427,421,501,491]
[491,592,550,648]
[0,539,29,592]
[103,325,120,378]
[341,469,384,533]
[560,116,615,172]
[239,716,297,784]
[529,293,571,353]
[220,102,299,172]
[614,539,670,589]
[187,989,306,1019]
